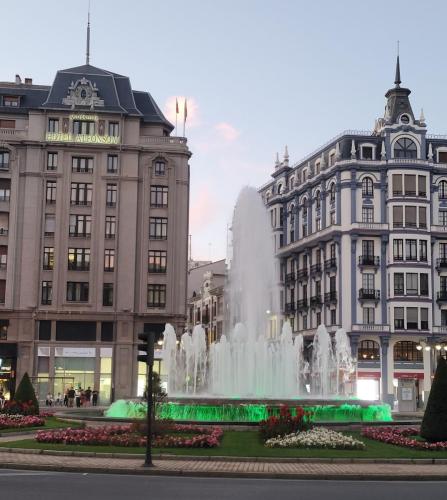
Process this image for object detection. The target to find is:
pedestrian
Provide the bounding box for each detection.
[45,392,53,406]
[63,389,69,407]
[75,388,81,408]
[92,389,98,407]
[68,387,75,408]
[56,393,62,406]
[0,390,4,410]
[85,386,92,406]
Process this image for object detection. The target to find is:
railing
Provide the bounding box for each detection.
[310,263,322,274]
[0,128,27,139]
[140,136,188,146]
[324,258,336,270]
[285,302,296,314]
[0,228,8,236]
[352,324,390,332]
[69,232,91,238]
[437,291,447,302]
[358,255,380,266]
[0,262,6,270]
[432,225,447,232]
[324,291,337,303]
[310,295,322,306]
[351,222,389,231]
[436,258,447,269]
[358,288,380,300]
[285,272,296,283]
[0,194,10,202]
[297,269,308,280]
[68,264,90,271]
[296,299,308,310]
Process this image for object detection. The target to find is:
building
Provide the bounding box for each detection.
[187,259,226,344]
[0,62,191,403]
[259,57,447,407]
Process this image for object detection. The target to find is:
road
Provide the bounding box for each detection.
[0,470,445,500]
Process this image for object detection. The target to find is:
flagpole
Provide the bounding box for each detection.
[183,98,187,137]
[175,98,178,136]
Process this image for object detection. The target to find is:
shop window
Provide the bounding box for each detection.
[101,322,114,342]
[55,321,96,341]
[394,341,422,362]
[358,340,380,361]
[38,320,51,340]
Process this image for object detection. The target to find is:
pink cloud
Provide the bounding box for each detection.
[215,122,240,142]
[164,96,200,130]
[190,184,219,232]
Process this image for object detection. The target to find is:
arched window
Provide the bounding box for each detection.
[439,181,447,200]
[302,198,308,218]
[394,138,417,159]
[277,183,283,195]
[358,340,380,361]
[289,177,294,190]
[289,205,295,225]
[315,191,321,210]
[362,177,374,197]
[393,341,423,362]
[330,183,336,203]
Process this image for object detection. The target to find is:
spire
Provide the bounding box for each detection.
[86,1,91,65]
[394,41,401,88]
[283,145,289,167]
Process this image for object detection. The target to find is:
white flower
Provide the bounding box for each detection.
[265,427,365,450]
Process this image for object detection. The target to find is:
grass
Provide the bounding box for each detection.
[0,417,83,435]
[1,430,447,458]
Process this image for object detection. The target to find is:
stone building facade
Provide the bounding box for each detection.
[0,64,190,402]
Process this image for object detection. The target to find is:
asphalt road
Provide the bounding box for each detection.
[0,470,445,500]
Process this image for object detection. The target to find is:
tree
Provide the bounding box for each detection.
[13,372,39,415]
[421,357,447,442]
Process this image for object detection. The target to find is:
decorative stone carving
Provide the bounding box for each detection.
[62,77,104,109]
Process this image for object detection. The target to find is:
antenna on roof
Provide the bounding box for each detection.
[86,0,91,65]
[394,40,401,88]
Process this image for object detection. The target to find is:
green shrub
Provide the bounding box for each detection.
[421,357,447,442]
[13,372,39,415]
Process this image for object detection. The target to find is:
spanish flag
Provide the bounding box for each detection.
[176,98,179,114]
[184,98,188,120]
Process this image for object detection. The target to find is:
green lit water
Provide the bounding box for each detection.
[105,400,392,423]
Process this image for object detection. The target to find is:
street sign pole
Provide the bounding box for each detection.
[143,331,155,468]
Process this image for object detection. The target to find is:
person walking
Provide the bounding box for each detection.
[75,387,81,408]
[67,387,75,408]
[92,389,98,407]
[85,387,92,406]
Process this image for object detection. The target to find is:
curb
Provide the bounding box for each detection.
[0,446,447,464]
[0,461,446,481]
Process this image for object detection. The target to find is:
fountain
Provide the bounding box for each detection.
[106,186,392,423]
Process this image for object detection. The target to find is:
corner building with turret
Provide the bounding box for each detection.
[260,59,447,407]
[0,64,190,402]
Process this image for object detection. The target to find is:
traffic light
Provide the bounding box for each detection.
[137,332,154,364]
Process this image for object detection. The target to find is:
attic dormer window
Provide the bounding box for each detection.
[2,96,19,107]
[394,137,417,159]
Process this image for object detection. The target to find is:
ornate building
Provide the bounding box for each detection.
[0,63,190,402]
[260,58,447,407]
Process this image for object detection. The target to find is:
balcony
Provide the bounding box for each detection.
[310,263,322,276]
[310,295,322,307]
[68,263,90,271]
[352,324,390,333]
[358,255,380,268]
[0,228,8,236]
[285,272,296,284]
[324,258,337,271]
[285,302,296,314]
[436,258,447,271]
[358,288,380,302]
[296,299,308,311]
[324,291,337,304]
[437,291,447,303]
[296,269,308,281]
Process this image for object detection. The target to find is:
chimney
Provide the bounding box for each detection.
[15,74,22,84]
[24,77,32,85]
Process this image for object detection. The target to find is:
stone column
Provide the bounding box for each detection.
[380,336,394,405]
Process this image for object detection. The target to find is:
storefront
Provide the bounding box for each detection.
[357,371,381,401]
[0,342,17,400]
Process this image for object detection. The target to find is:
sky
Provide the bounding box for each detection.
[3,0,447,260]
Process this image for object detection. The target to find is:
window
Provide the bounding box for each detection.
[363,307,375,325]
[407,307,418,329]
[440,211,447,227]
[0,180,10,201]
[439,180,447,200]
[0,280,5,304]
[441,276,447,292]
[393,239,403,260]
[103,283,113,306]
[394,273,404,295]
[0,151,9,170]
[362,273,374,290]
[419,207,427,228]
[72,157,93,173]
[362,240,374,257]
[405,239,417,261]
[147,284,166,308]
[69,214,91,237]
[48,119,59,133]
[358,340,380,360]
[70,183,92,206]
[420,274,429,296]
[43,247,54,270]
[150,186,168,207]
[404,174,416,196]
[421,308,429,330]
[67,248,90,271]
[105,216,116,239]
[315,191,321,210]
[107,155,118,173]
[439,152,447,163]
[149,217,167,239]
[362,207,373,223]
[73,120,95,135]
[316,218,321,231]
[279,207,284,227]
[330,211,336,225]
[393,206,403,227]
[46,180,56,204]
[3,96,19,107]
[154,159,166,176]
[66,282,89,302]
[362,177,373,197]
[108,122,119,137]
[392,174,403,196]
[330,183,336,203]
[440,242,447,260]
[303,315,308,330]
[330,309,336,326]
[394,341,422,362]
[362,146,373,160]
[0,246,6,269]
[406,273,418,295]
[394,307,404,329]
[44,214,55,236]
[41,281,52,305]
[405,206,417,228]
[418,176,427,197]
[47,152,58,171]
[106,184,117,207]
[148,250,167,273]
[419,240,427,261]
[394,137,417,159]
[104,249,115,272]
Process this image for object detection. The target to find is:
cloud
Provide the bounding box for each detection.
[164,95,200,129]
[189,183,220,232]
[214,122,240,142]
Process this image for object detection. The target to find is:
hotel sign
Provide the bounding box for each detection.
[46,132,120,145]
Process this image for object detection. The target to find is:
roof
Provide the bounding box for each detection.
[0,64,173,130]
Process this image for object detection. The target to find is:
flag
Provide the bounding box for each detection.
[176,98,179,114]
[184,98,188,120]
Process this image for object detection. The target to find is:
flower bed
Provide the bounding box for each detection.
[0,415,45,430]
[0,400,39,416]
[36,424,223,448]
[265,427,366,450]
[362,426,447,451]
[259,405,312,440]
